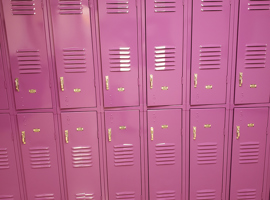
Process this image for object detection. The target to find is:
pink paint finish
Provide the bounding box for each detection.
[230,107,269,200]
[60,112,101,200]
[98,0,139,107]
[190,108,225,200]
[191,0,231,105]
[0,114,21,199]
[2,0,53,110]
[105,110,141,200]
[235,0,270,104]
[0,47,8,110]
[17,113,61,200]
[147,109,182,200]
[146,1,183,106]
[49,0,97,109]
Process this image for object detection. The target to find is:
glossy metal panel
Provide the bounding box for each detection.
[0,46,8,109]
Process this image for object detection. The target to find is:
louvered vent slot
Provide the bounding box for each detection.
[197,143,217,165]
[35,194,54,200]
[245,44,267,68]
[11,0,36,15]
[109,47,131,72]
[156,191,176,200]
[72,146,92,168]
[76,193,94,200]
[0,195,14,199]
[107,1,129,14]
[63,48,87,73]
[59,0,83,15]
[199,45,221,69]
[197,190,216,200]
[116,192,135,199]
[248,0,270,10]
[0,148,9,170]
[114,144,134,166]
[201,0,223,11]
[237,189,256,200]
[239,142,259,164]
[154,0,176,13]
[29,147,51,169]
[155,46,176,71]
[17,49,41,74]
[155,143,176,166]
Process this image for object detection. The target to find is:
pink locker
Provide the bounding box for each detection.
[146,0,183,106]
[17,113,61,200]
[49,0,97,109]
[60,112,101,200]
[105,110,141,199]
[0,114,21,199]
[2,0,52,110]
[148,109,182,200]
[191,0,230,105]
[230,108,269,200]
[235,0,270,104]
[0,46,9,110]
[190,109,226,200]
[98,0,139,107]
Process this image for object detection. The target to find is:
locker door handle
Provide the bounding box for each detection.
[22,131,26,144]
[239,72,243,87]
[151,127,154,141]
[108,128,112,142]
[194,74,198,88]
[105,76,109,90]
[236,126,240,139]
[15,78,19,92]
[193,126,196,140]
[65,130,69,143]
[150,74,153,89]
[60,77,64,91]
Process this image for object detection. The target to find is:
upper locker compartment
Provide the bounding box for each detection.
[98,0,139,108]
[49,0,97,109]
[2,0,53,110]
[191,0,231,105]
[146,0,183,106]
[0,45,9,110]
[235,0,270,104]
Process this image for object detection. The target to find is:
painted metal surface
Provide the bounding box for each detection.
[49,0,96,109]
[235,0,270,104]
[60,112,101,200]
[230,107,269,200]
[190,108,226,200]
[191,0,231,105]
[0,114,21,199]
[2,0,53,110]
[98,0,139,107]
[146,0,183,106]
[148,109,182,200]
[0,46,8,110]
[17,113,61,200]
[105,110,141,200]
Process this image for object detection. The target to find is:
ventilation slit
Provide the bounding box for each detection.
[239,142,259,164]
[199,45,222,69]
[59,0,83,15]
[196,190,216,200]
[248,0,270,10]
[155,143,176,166]
[106,1,129,14]
[72,146,92,168]
[35,193,55,200]
[11,0,36,15]
[63,48,87,73]
[154,0,176,13]
[30,147,51,169]
[0,148,9,170]
[156,190,176,200]
[155,46,176,71]
[116,191,135,199]
[245,44,267,68]
[114,144,134,166]
[197,143,217,165]
[201,0,223,12]
[17,50,41,74]
[109,47,131,72]
[237,189,256,200]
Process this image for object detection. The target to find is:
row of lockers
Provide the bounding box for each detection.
[0,0,270,111]
[1,107,269,199]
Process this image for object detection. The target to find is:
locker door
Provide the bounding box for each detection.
[191,0,230,105]
[105,110,141,199]
[17,113,61,200]
[235,0,270,104]
[190,109,226,200]
[49,0,96,109]
[2,0,52,110]
[230,108,268,200]
[0,47,8,110]
[148,109,182,200]
[146,1,183,106]
[61,112,101,200]
[98,0,139,107]
[0,114,21,199]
